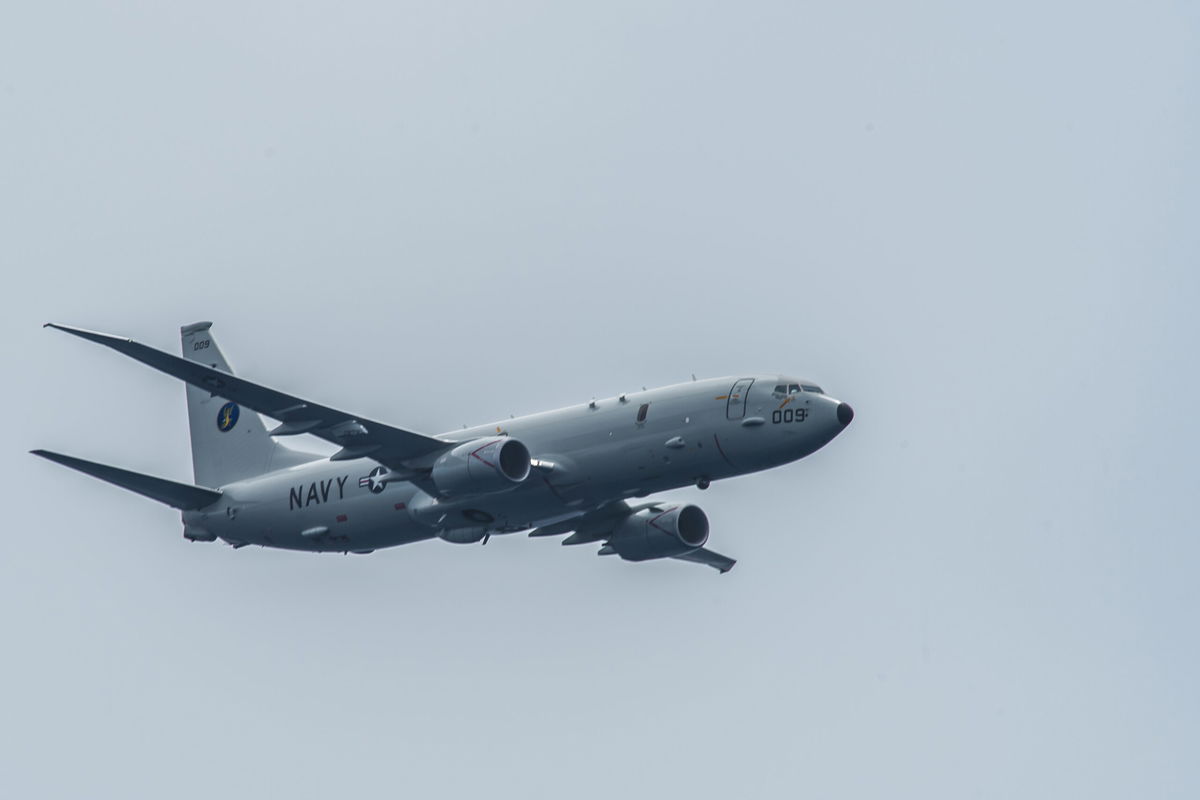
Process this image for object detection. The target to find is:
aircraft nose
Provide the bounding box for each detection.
[837,402,854,427]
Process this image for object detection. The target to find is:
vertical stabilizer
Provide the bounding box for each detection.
[181,322,316,486]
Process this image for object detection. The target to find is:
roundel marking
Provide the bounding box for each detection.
[217,402,240,432]
[359,466,389,494]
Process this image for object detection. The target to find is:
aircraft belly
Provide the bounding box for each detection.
[407,475,586,534]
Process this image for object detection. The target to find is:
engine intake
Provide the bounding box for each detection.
[606,504,709,562]
[430,437,531,497]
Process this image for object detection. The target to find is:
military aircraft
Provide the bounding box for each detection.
[32,322,853,573]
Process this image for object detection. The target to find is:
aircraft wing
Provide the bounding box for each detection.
[45,323,452,470]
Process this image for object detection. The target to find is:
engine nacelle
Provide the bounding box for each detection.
[606,504,709,562]
[430,437,531,497]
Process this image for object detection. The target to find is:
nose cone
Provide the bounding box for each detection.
[837,402,854,427]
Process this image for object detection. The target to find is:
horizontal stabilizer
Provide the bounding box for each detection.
[44,322,452,470]
[672,547,737,574]
[30,449,222,510]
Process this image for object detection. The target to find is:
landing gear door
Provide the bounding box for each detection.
[726,378,754,420]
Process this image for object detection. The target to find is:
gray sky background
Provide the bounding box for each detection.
[2,2,1197,797]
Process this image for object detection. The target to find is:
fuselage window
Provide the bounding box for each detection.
[636,403,650,423]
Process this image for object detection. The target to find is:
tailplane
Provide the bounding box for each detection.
[30,449,222,510]
[181,322,317,486]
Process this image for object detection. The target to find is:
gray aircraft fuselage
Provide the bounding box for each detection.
[190,376,852,553]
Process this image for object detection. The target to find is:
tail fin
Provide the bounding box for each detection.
[181,322,316,486]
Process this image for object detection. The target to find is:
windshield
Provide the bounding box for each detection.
[774,382,823,395]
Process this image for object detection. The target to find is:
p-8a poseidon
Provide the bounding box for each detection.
[32,323,854,573]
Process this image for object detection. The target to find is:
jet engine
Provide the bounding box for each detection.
[430,437,531,497]
[604,504,709,562]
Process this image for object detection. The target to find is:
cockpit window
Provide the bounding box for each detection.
[778,381,823,394]
[636,403,650,423]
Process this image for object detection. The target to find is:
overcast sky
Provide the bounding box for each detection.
[2,2,1197,798]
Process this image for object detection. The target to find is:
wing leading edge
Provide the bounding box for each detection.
[44,323,452,471]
